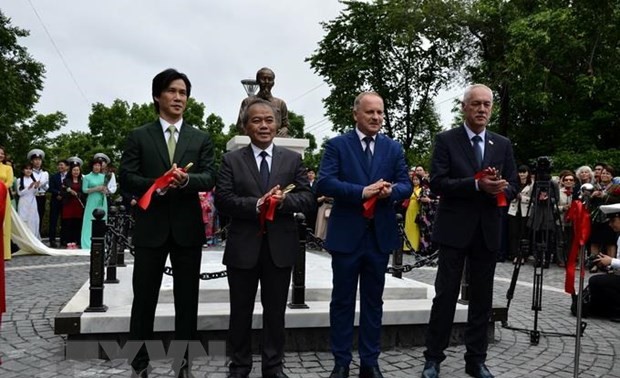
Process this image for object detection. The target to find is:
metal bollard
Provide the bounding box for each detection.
[86,208,108,312]
[392,213,405,279]
[288,213,309,309]
[105,206,119,284]
[116,204,128,267]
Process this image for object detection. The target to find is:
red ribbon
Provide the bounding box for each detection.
[137,168,187,210]
[474,168,507,207]
[0,181,7,319]
[564,200,591,294]
[258,196,278,233]
[363,196,378,218]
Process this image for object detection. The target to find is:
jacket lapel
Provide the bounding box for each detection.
[241,145,263,192]
[481,132,494,170]
[458,126,480,172]
[146,121,171,168]
[269,145,283,189]
[346,131,371,177]
[369,134,384,179]
[173,121,192,165]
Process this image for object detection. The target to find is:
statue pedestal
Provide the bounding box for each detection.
[226,136,310,157]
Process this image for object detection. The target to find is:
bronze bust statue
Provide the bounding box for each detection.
[237,67,290,137]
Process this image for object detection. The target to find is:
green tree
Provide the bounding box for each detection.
[204,113,231,170]
[10,112,65,169]
[0,10,45,139]
[464,0,620,166]
[307,0,466,158]
[88,97,207,161]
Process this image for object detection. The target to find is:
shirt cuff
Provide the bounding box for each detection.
[179,175,190,189]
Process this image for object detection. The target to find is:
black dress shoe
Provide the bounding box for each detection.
[359,365,383,378]
[329,365,349,378]
[262,372,289,378]
[421,361,440,378]
[465,362,494,378]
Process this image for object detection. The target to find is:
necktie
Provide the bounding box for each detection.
[167,125,177,164]
[472,135,483,170]
[363,136,373,167]
[259,150,270,192]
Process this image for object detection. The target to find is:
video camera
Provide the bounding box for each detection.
[533,156,552,182]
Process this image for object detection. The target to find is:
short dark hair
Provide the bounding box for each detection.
[57,159,69,165]
[240,98,280,128]
[518,164,530,173]
[152,68,192,114]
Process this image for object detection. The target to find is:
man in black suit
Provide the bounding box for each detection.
[421,84,518,378]
[48,159,68,248]
[215,98,315,378]
[120,68,215,378]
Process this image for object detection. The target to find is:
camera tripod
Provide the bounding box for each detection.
[503,179,586,345]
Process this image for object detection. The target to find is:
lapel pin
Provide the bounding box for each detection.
[488,140,494,145]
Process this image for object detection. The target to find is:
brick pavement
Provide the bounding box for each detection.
[1,252,619,377]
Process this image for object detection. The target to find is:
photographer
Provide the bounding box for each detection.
[586,203,620,322]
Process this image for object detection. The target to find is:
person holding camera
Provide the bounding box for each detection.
[585,203,620,322]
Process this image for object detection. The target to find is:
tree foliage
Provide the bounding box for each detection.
[464,0,620,168]
[87,97,207,162]
[307,0,467,160]
[0,10,45,136]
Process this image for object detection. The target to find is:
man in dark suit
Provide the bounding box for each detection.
[317,92,412,378]
[120,68,215,378]
[421,84,518,378]
[48,159,68,248]
[215,98,315,378]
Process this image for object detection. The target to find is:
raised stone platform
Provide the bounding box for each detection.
[55,249,477,354]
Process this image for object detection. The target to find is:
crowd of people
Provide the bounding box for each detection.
[397,160,620,270]
[2,72,620,378]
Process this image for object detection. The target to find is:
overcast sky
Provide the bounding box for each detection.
[3,0,461,142]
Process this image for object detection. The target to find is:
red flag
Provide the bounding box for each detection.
[0,180,7,364]
[0,181,7,315]
[564,200,591,294]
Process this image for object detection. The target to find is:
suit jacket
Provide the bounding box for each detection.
[215,144,315,269]
[120,120,215,248]
[48,172,64,201]
[430,125,518,250]
[316,130,412,254]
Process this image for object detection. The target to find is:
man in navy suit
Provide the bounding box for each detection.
[317,92,412,378]
[421,84,518,378]
[48,159,68,248]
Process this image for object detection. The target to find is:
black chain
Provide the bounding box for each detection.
[163,266,228,280]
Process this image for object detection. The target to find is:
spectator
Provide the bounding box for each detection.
[27,149,49,236]
[17,163,40,238]
[48,159,69,248]
[0,146,13,260]
[507,165,532,265]
[61,161,85,248]
[81,157,108,249]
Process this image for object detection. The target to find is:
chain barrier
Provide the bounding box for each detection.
[305,222,439,275]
